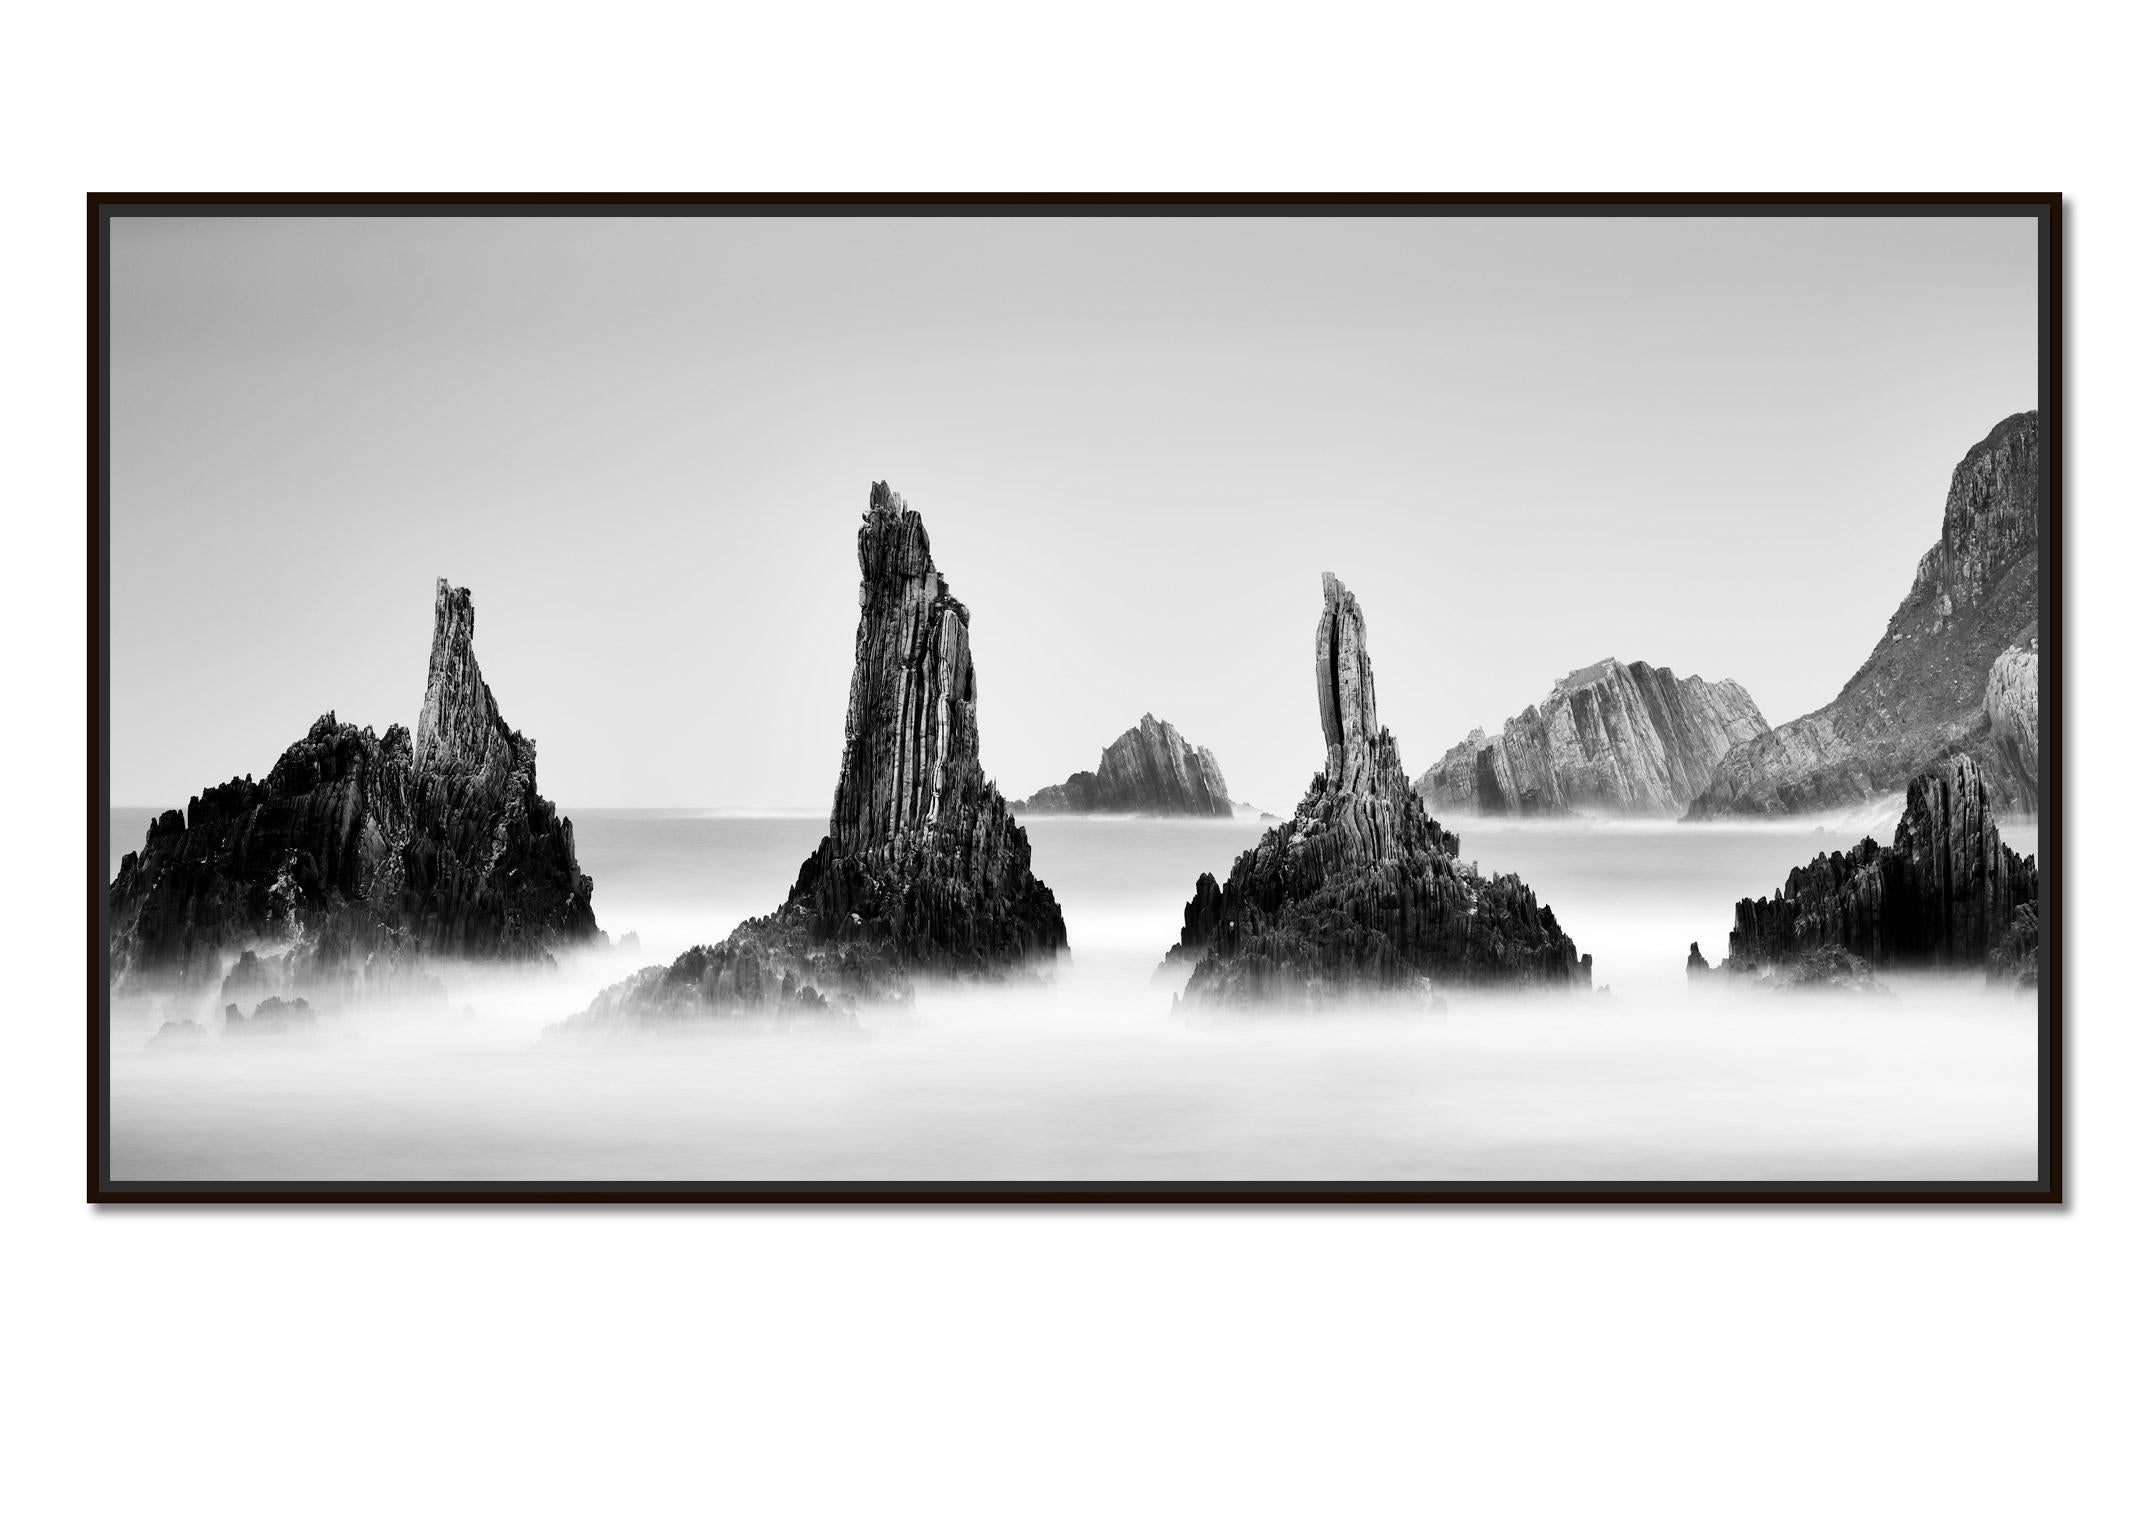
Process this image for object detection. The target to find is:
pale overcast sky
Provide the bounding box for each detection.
[109,213,2037,814]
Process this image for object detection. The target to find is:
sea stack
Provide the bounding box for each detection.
[1689,412,2042,818]
[1419,660,1768,817]
[1720,755,2037,987]
[1163,573,1590,1006]
[564,482,1066,1028]
[1014,715,1235,817]
[108,580,599,999]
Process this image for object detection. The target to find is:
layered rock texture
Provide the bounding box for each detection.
[1721,756,2037,986]
[1163,574,1591,1007]
[1984,642,2039,809]
[564,482,1065,1030]
[1013,715,1234,817]
[108,581,598,998]
[1690,412,2043,818]
[1418,660,1769,817]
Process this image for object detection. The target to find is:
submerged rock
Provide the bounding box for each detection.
[147,1019,207,1048]
[1721,756,2037,985]
[1689,412,2042,818]
[559,482,1066,1032]
[1761,945,1886,993]
[1420,659,1769,817]
[1164,573,1591,1008]
[1014,714,1234,817]
[223,996,318,1035]
[108,581,599,1001]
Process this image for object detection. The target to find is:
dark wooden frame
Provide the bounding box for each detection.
[89,193,2062,1204]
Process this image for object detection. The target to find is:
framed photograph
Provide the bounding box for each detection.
[90,195,2058,1202]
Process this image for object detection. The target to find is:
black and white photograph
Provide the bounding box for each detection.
[93,200,2056,1196]
[19,4,2149,1532]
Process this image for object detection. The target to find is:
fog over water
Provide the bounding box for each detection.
[108,810,2039,1184]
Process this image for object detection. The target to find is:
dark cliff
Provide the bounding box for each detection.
[1163,573,1591,1007]
[1013,715,1234,817]
[564,482,1066,1029]
[108,580,598,998]
[1690,412,2042,818]
[1418,659,1769,817]
[1721,756,2037,984]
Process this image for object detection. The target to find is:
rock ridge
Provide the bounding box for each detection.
[1013,714,1234,817]
[1418,658,1769,817]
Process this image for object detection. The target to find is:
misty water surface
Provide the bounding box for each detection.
[107,808,2040,1183]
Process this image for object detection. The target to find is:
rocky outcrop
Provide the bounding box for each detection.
[1984,642,2039,809]
[1689,412,2042,818]
[559,915,885,1030]
[1162,573,1591,1007]
[108,580,599,999]
[560,482,1065,1031]
[1721,756,2037,985]
[224,996,319,1035]
[1418,660,1768,817]
[1013,715,1234,817]
[1989,902,2040,992]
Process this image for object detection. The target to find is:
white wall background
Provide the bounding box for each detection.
[4,3,2142,1534]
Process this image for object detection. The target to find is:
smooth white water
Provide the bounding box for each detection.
[106,809,2041,1184]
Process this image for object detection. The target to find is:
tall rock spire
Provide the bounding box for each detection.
[1315,572,1381,798]
[562,481,1066,1030]
[828,481,982,853]
[1165,572,1590,1005]
[413,579,515,786]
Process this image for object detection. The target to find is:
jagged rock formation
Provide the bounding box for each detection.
[561,482,1065,1031]
[1013,715,1234,817]
[1721,756,2037,985]
[1162,573,1591,1007]
[1690,412,2042,818]
[1418,659,1769,817]
[107,580,598,998]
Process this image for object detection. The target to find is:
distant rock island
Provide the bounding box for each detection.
[1690,756,2037,989]
[563,482,1066,1028]
[1163,573,1591,1006]
[1689,412,2041,818]
[1013,715,1234,817]
[108,580,598,998]
[1418,659,1769,817]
